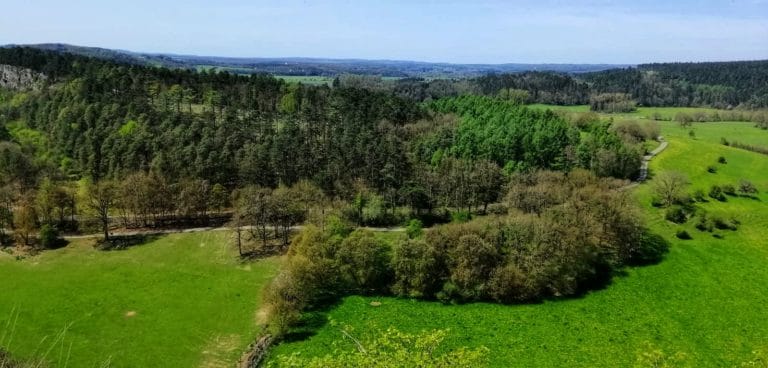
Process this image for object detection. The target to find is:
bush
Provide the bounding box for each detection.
[722,184,737,196]
[405,219,423,239]
[445,234,500,301]
[676,230,692,240]
[695,214,713,232]
[590,93,637,113]
[336,230,392,293]
[709,185,726,201]
[39,225,62,249]
[717,156,727,164]
[391,238,440,298]
[707,165,717,174]
[692,189,707,202]
[486,203,508,215]
[713,233,724,239]
[451,210,471,223]
[628,232,669,265]
[664,206,688,224]
[738,179,759,196]
[712,217,737,231]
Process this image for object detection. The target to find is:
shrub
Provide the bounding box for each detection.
[712,217,737,231]
[274,327,489,368]
[326,215,354,237]
[738,179,759,196]
[692,189,707,202]
[405,219,423,239]
[489,261,543,303]
[720,137,730,146]
[336,230,392,293]
[713,233,724,239]
[706,165,717,174]
[590,93,637,113]
[717,156,727,164]
[628,232,669,265]
[664,206,688,224]
[39,224,62,249]
[709,185,726,201]
[486,202,508,215]
[451,210,471,223]
[445,234,500,301]
[695,214,713,232]
[391,238,440,298]
[676,230,692,240]
[722,184,737,196]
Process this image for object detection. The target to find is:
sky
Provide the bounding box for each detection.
[0,0,766,64]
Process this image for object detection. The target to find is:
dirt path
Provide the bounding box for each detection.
[59,224,405,240]
[623,136,668,190]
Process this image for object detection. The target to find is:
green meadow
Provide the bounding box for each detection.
[0,232,280,368]
[267,120,768,367]
[528,103,729,121]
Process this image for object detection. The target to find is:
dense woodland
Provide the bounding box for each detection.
[340,61,768,108]
[0,47,653,246]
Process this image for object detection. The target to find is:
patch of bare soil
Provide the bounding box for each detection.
[200,334,241,368]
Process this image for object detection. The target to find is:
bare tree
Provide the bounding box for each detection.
[652,171,689,207]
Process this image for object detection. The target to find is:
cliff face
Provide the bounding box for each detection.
[0,65,46,90]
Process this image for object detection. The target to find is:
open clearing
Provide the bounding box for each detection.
[0,232,280,368]
[267,120,768,367]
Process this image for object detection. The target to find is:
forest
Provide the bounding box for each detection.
[0,46,651,242]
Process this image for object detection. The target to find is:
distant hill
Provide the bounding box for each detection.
[5,43,627,78]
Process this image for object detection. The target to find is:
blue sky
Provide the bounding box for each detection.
[0,0,766,64]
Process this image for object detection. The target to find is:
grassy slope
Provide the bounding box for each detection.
[0,232,280,368]
[268,121,768,367]
[528,104,733,121]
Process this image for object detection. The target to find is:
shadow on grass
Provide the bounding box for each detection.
[95,234,166,251]
[282,300,344,343]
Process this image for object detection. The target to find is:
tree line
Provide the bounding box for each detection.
[262,170,668,336]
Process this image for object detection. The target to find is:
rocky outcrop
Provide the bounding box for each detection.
[0,65,46,90]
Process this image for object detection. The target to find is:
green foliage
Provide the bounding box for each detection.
[717,156,727,164]
[450,210,471,223]
[118,119,138,136]
[38,224,61,249]
[405,219,423,239]
[629,232,670,266]
[272,327,489,368]
[391,238,439,298]
[590,93,637,113]
[336,230,392,294]
[722,184,737,196]
[709,185,726,201]
[675,229,692,240]
[739,179,759,196]
[577,122,643,179]
[431,96,578,171]
[664,206,688,224]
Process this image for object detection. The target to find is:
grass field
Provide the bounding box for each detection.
[274,75,335,86]
[528,104,728,121]
[0,232,280,368]
[267,121,768,367]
